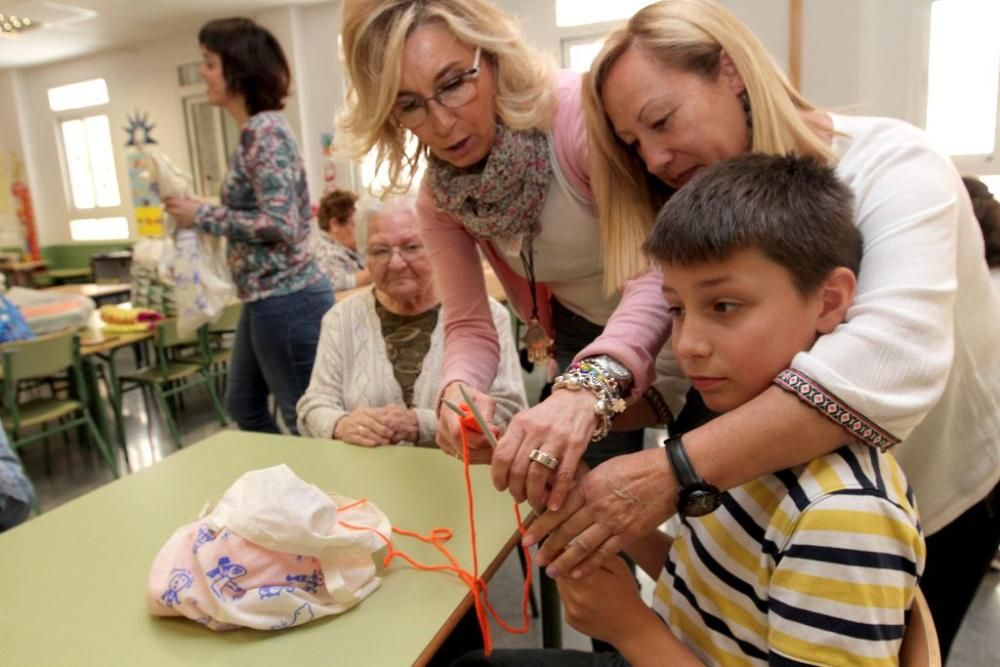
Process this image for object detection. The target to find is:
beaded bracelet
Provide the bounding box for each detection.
[643,386,674,425]
[552,360,627,442]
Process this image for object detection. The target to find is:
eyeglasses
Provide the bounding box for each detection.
[367,242,425,263]
[392,47,482,129]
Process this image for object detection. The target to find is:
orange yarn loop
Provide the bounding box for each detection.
[338,405,532,656]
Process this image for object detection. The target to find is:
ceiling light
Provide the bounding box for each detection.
[0,13,36,36]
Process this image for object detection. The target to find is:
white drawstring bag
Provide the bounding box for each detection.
[152,152,235,337]
[146,464,391,631]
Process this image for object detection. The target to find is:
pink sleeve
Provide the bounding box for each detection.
[417,180,500,393]
[575,270,673,396]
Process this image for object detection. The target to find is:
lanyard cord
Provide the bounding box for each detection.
[519,235,541,322]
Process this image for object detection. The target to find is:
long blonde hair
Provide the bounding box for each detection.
[338,0,556,196]
[586,0,836,292]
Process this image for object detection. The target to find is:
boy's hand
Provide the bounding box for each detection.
[556,556,655,644]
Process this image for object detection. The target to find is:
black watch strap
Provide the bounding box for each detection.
[665,434,721,517]
[665,434,700,488]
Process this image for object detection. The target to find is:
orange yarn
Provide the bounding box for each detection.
[338,404,532,656]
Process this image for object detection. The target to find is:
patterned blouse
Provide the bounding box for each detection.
[312,234,366,291]
[195,111,321,302]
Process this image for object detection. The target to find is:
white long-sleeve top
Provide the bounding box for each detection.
[775,114,1000,534]
[297,288,528,445]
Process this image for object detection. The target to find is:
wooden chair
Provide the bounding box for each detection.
[900,587,942,667]
[112,319,227,449]
[1,329,119,511]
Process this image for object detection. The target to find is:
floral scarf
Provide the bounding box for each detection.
[427,121,552,254]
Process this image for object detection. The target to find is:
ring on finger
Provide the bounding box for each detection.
[567,536,589,553]
[529,448,559,470]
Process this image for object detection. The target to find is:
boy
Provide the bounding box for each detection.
[459,154,925,666]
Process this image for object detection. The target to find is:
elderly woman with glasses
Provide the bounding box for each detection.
[296,197,527,448]
[339,0,675,479]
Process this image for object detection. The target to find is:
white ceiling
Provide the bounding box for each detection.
[0,0,324,70]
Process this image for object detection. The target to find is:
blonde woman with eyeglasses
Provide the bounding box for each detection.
[340,0,677,481]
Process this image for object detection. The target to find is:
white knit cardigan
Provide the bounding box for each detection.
[297,288,528,445]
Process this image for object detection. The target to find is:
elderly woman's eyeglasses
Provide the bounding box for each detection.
[392,47,482,129]
[367,242,425,263]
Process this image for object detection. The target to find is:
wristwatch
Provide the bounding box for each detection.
[587,355,633,390]
[664,435,721,517]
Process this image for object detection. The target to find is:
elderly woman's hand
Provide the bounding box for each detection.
[163,196,202,229]
[380,405,419,443]
[524,447,675,579]
[436,382,497,457]
[491,388,598,511]
[334,407,397,447]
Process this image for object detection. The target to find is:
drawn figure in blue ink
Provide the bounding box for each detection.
[192,525,217,554]
[161,569,193,607]
[285,569,324,593]
[258,584,296,599]
[271,603,315,630]
[205,556,248,601]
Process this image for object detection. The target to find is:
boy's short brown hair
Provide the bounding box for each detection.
[643,153,861,295]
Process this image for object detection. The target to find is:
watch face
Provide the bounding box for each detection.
[683,486,721,517]
[600,356,629,379]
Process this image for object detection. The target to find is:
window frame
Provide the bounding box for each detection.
[924,0,1000,181]
[48,80,130,241]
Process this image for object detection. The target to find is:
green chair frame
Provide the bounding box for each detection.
[112,319,227,449]
[1,329,120,512]
[205,302,242,397]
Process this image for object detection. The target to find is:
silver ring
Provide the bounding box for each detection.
[528,448,559,470]
[567,537,589,552]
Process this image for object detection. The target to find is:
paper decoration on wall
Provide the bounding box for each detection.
[125,111,164,237]
[10,155,39,261]
[321,131,337,195]
[124,110,157,147]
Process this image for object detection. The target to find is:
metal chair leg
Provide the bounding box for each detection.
[204,373,228,426]
[152,386,184,449]
[83,412,118,478]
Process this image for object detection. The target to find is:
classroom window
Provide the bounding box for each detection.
[47,78,109,112]
[48,78,125,241]
[69,217,129,241]
[925,0,1000,157]
[60,115,120,210]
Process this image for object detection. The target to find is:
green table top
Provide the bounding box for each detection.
[0,431,529,666]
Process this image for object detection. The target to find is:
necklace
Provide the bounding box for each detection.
[518,235,553,364]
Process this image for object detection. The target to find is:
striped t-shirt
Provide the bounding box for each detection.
[653,440,925,666]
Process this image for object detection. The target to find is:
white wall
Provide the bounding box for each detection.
[8,0,936,249]
[16,30,204,246]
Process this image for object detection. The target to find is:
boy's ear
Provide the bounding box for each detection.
[815,267,856,335]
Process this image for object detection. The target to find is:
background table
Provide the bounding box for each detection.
[0,431,529,666]
[0,258,48,287]
[45,282,132,305]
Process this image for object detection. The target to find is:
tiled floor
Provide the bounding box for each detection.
[10,360,1000,665]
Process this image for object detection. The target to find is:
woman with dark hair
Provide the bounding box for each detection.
[314,189,371,291]
[165,17,333,435]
